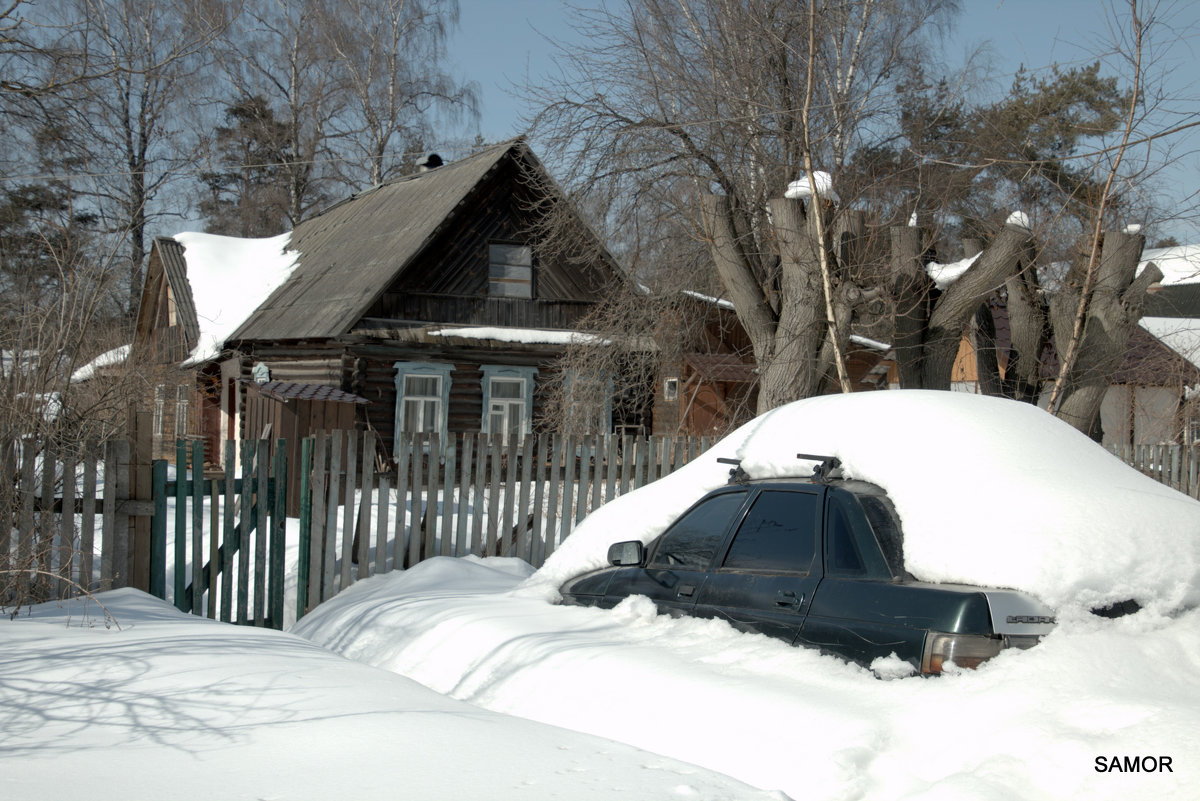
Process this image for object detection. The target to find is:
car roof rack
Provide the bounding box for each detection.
[716,457,750,484]
[797,453,841,483]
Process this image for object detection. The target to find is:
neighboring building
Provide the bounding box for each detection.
[127,139,627,463]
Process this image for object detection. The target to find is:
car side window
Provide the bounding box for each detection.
[648,491,748,570]
[825,489,892,579]
[720,490,818,573]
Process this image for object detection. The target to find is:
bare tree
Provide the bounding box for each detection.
[318,0,477,190]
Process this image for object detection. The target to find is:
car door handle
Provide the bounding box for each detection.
[677,584,696,598]
[775,591,803,610]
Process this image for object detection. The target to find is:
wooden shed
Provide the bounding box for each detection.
[242,380,370,515]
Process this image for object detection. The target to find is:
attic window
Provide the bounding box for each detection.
[489,243,533,299]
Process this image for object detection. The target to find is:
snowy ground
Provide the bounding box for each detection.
[1,588,775,800]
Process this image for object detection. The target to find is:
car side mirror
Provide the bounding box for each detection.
[607,540,644,566]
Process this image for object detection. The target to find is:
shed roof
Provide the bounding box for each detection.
[245,381,370,405]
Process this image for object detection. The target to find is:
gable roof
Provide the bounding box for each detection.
[228,138,615,343]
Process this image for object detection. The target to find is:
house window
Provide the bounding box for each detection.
[394,362,454,451]
[153,385,166,436]
[663,377,679,402]
[489,243,533,299]
[481,365,537,445]
[174,385,190,438]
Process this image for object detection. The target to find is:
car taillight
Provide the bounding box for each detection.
[921,632,1004,675]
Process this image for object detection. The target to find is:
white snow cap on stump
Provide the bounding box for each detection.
[785,171,840,203]
[1124,223,1143,234]
[1006,210,1032,231]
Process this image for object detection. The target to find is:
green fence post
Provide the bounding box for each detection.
[150,460,168,600]
[296,436,314,621]
[174,440,188,611]
[270,438,287,629]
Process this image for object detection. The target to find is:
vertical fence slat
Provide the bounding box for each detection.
[470,434,487,555]
[441,438,456,557]
[455,434,474,557]
[297,436,314,620]
[189,442,204,615]
[425,433,441,560]
[589,435,603,517]
[173,441,187,610]
[516,435,534,562]
[393,435,411,569]
[560,435,577,543]
[59,450,76,599]
[220,447,235,623]
[375,472,391,572]
[544,434,562,559]
[270,439,287,628]
[407,434,425,567]
[79,442,97,592]
[531,433,548,566]
[603,434,618,504]
[574,436,591,525]
[339,432,359,593]
[486,436,502,556]
[254,439,270,626]
[150,460,167,601]
[500,436,518,556]
[323,431,343,601]
[207,477,218,620]
[309,434,328,608]
[357,432,375,580]
[237,442,254,624]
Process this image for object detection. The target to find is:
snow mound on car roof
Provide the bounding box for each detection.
[527,390,1200,613]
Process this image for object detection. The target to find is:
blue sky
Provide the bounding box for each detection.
[449,0,1200,240]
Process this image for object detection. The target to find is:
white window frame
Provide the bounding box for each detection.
[174,384,190,438]
[481,365,537,444]
[394,362,454,454]
[488,242,533,299]
[153,384,166,437]
[663,377,680,402]
[563,370,613,434]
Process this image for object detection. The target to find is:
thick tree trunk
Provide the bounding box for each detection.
[1050,231,1161,436]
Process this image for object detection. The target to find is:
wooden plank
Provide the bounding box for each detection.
[17,441,35,598]
[375,472,391,572]
[131,411,152,592]
[59,449,76,599]
[79,441,98,592]
[486,435,502,556]
[255,439,270,626]
[357,432,375,579]
[619,435,632,497]
[34,440,56,599]
[207,478,218,620]
[560,435,577,543]
[500,436,518,556]
[271,439,287,627]
[424,433,441,560]
[340,431,359,593]
[516,435,533,561]
[575,436,591,525]
[308,434,328,609]
[455,434,474,557]
[603,434,617,504]
[544,434,562,559]
[237,442,254,624]
[407,434,425,567]
[106,438,130,591]
[470,433,487,555]
[150,460,167,600]
[393,435,411,569]
[322,431,343,602]
[221,446,235,623]
[589,435,603,516]
[440,437,456,557]
[173,440,187,610]
[189,442,204,616]
[633,437,646,490]
[530,433,548,566]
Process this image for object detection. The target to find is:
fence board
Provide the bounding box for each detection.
[322,431,342,602]
[441,442,456,557]
[339,432,358,593]
[425,433,441,560]
[79,444,97,592]
[393,436,411,569]
[255,439,270,625]
[357,433,375,579]
[455,435,474,556]
[486,436,501,556]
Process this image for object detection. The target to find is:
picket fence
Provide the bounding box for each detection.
[7,433,1199,629]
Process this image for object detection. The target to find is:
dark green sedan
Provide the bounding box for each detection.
[559,473,1056,675]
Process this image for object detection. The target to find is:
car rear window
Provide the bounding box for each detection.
[825,489,893,579]
[648,490,747,570]
[720,490,818,573]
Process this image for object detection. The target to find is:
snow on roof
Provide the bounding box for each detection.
[1005,210,1032,231]
[925,252,981,290]
[1139,243,1200,286]
[427,327,610,345]
[530,390,1200,613]
[848,334,891,351]
[680,289,736,310]
[784,171,840,203]
[1140,316,1200,370]
[173,231,300,366]
[69,343,131,383]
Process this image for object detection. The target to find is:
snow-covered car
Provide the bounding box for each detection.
[559,455,1057,675]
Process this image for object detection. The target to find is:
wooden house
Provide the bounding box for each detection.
[130,139,628,464]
